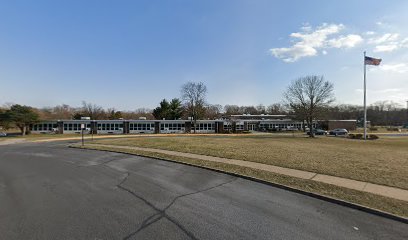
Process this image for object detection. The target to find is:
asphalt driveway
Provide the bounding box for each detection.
[0,142,406,239]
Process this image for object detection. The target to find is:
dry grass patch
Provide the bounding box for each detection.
[90,134,408,190]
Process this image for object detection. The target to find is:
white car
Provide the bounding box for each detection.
[0,132,7,137]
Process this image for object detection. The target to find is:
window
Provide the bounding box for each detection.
[160,123,184,131]
[197,123,214,131]
[236,123,244,131]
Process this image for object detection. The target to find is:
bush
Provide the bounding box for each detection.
[348,134,355,139]
[355,134,363,139]
[369,127,378,131]
[387,127,400,131]
[369,134,379,140]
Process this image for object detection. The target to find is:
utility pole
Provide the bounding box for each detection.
[363,51,367,140]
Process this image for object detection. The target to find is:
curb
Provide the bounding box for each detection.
[70,144,408,224]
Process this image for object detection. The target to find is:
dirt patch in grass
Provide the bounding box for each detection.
[75,144,408,218]
[89,135,408,190]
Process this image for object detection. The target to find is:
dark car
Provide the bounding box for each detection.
[329,128,348,136]
[307,129,327,135]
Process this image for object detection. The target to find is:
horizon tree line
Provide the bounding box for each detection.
[1,78,408,135]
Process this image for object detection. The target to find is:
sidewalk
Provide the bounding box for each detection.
[83,143,408,202]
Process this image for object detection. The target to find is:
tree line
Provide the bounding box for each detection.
[1,79,407,135]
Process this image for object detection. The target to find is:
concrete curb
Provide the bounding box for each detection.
[70,144,408,224]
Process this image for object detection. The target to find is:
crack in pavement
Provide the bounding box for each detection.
[122,212,163,240]
[118,172,237,240]
[63,147,237,239]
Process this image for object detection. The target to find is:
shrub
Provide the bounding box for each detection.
[387,127,400,131]
[348,134,355,139]
[369,134,379,140]
[355,134,363,139]
[369,127,378,131]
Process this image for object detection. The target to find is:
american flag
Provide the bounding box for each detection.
[364,56,382,66]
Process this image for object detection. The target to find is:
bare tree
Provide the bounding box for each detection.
[204,104,223,119]
[224,105,240,115]
[267,103,287,115]
[81,101,106,120]
[53,104,75,119]
[284,75,334,137]
[181,82,207,133]
[256,104,266,114]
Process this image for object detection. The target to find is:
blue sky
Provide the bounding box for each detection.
[1,0,407,110]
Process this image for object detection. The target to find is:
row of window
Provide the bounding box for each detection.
[32,123,57,131]
[97,123,123,131]
[259,123,316,129]
[130,123,155,131]
[222,123,244,131]
[63,123,90,131]
[160,123,185,131]
[195,123,215,131]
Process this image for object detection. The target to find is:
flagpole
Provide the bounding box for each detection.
[363,51,367,140]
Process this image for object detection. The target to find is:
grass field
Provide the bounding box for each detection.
[90,134,408,190]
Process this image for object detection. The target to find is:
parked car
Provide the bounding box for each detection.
[0,132,7,137]
[329,128,348,136]
[307,129,327,135]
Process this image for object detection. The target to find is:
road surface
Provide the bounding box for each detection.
[0,141,406,239]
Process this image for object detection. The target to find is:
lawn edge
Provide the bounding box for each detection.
[70,144,408,224]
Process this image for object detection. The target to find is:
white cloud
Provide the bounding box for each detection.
[368,33,408,52]
[328,34,363,48]
[369,33,399,44]
[401,38,408,47]
[379,63,408,73]
[270,45,317,62]
[374,44,399,52]
[365,31,375,35]
[269,23,362,62]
